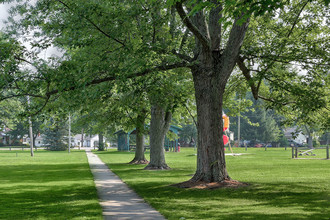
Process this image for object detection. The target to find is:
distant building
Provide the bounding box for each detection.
[0,128,12,145]
[22,134,46,147]
[73,134,108,148]
[21,133,107,148]
[284,127,307,144]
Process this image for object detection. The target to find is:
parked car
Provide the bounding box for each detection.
[254,143,265,148]
[288,140,304,147]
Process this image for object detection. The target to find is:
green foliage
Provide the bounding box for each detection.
[0,99,20,129]
[2,0,327,131]
[179,122,197,146]
[43,117,67,151]
[1,0,328,180]
[241,0,329,130]
[230,94,282,143]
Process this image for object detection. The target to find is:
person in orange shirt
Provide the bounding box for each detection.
[222,113,230,145]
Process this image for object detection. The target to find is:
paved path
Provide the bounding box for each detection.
[85,149,166,220]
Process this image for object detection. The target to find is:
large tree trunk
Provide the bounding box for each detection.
[129,112,149,164]
[98,133,104,151]
[175,1,249,182]
[129,128,148,164]
[33,134,37,151]
[304,126,313,149]
[190,63,230,182]
[144,104,172,170]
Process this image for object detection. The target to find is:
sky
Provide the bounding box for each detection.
[0,2,63,58]
[0,3,11,30]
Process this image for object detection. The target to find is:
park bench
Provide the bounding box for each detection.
[299,149,316,156]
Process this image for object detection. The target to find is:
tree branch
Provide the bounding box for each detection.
[221,15,249,79]
[236,56,259,100]
[258,95,296,106]
[184,103,197,127]
[287,1,309,38]
[14,56,33,66]
[46,61,190,96]
[0,93,46,102]
[175,1,210,49]
[179,28,190,52]
[163,111,172,134]
[55,0,126,47]
[171,49,194,62]
[208,0,222,51]
[247,54,329,66]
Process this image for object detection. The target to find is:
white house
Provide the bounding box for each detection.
[22,134,46,147]
[0,132,10,145]
[21,133,107,148]
[73,134,108,148]
[0,128,12,145]
[284,127,307,144]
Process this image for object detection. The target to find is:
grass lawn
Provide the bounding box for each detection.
[95,147,330,220]
[0,150,102,220]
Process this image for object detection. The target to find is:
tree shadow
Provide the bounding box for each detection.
[0,151,103,219]
[0,185,102,219]
[0,163,94,184]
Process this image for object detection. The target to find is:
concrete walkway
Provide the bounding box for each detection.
[85,149,166,220]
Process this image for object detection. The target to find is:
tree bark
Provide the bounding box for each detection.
[129,112,148,164]
[33,134,37,151]
[98,133,104,151]
[129,127,148,164]
[304,126,313,149]
[190,63,230,182]
[144,104,172,170]
[176,3,249,182]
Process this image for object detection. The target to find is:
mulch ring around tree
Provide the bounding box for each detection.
[171,179,249,189]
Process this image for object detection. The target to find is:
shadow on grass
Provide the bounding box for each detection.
[134,181,329,220]
[0,185,102,220]
[95,149,330,219]
[0,163,93,184]
[0,151,103,219]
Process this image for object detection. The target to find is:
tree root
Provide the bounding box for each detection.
[171,179,249,189]
[129,159,149,164]
[144,164,170,170]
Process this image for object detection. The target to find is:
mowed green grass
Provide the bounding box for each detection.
[96,148,330,220]
[0,150,102,220]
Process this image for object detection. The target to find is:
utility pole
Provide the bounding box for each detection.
[237,99,242,150]
[27,96,34,157]
[238,113,240,148]
[68,113,71,153]
[80,128,84,150]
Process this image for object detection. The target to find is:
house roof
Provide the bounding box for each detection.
[283,127,299,138]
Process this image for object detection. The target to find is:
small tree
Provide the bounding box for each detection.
[43,118,67,151]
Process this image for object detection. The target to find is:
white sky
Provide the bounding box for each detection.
[0,3,11,30]
[0,2,63,59]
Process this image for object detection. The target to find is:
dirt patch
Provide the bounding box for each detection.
[171,179,249,189]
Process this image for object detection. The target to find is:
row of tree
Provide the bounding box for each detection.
[0,0,328,184]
